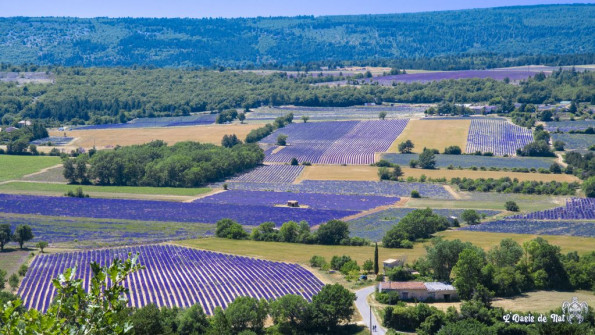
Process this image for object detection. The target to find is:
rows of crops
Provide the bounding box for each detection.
[509,198,595,220]
[1,216,212,246]
[75,114,216,130]
[459,219,595,237]
[0,194,355,226]
[220,180,453,199]
[349,208,502,240]
[30,137,74,145]
[545,120,595,132]
[380,153,554,169]
[18,245,324,313]
[465,119,534,156]
[228,165,304,183]
[551,133,594,151]
[246,105,425,121]
[262,120,408,164]
[194,190,399,211]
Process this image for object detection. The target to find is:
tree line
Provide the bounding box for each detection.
[0,67,593,126]
[63,140,264,187]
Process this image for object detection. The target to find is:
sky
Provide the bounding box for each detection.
[0,0,592,18]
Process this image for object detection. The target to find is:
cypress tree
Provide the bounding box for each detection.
[374,242,379,275]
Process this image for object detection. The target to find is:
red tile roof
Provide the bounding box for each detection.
[380,281,426,290]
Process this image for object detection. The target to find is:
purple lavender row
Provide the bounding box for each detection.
[465,119,534,156]
[228,165,304,183]
[0,193,355,226]
[508,198,595,220]
[194,190,399,211]
[459,219,595,237]
[18,245,324,314]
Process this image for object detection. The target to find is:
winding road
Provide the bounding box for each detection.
[355,285,386,335]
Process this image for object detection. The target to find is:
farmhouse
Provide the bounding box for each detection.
[378,281,458,302]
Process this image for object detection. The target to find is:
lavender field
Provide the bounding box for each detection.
[221,180,453,199]
[0,216,214,246]
[551,133,595,151]
[30,136,74,146]
[228,165,304,183]
[508,198,595,220]
[349,208,501,240]
[75,114,216,130]
[380,153,554,169]
[194,190,399,211]
[0,193,355,226]
[19,245,324,313]
[459,219,595,237]
[262,120,408,164]
[366,69,540,85]
[545,120,595,132]
[465,119,534,156]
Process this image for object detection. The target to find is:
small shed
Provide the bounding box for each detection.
[287,200,299,207]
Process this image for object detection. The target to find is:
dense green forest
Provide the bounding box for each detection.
[0,5,593,67]
[0,67,593,125]
[64,141,264,187]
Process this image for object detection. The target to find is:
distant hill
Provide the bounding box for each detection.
[0,4,593,67]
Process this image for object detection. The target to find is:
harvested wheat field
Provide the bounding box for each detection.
[389,119,471,153]
[49,124,261,149]
[299,165,580,183]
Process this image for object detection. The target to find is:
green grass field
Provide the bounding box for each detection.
[0,155,61,181]
[407,193,568,212]
[0,181,211,197]
[177,230,595,267]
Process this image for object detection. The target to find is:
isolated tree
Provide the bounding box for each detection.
[290,157,299,166]
[63,158,76,183]
[461,209,481,225]
[221,134,242,148]
[277,134,288,146]
[378,111,387,120]
[215,219,248,240]
[238,113,246,124]
[549,163,562,174]
[374,242,379,275]
[36,241,48,253]
[0,224,12,251]
[444,145,462,155]
[363,259,374,273]
[398,140,414,154]
[505,201,520,211]
[301,115,309,123]
[12,225,33,249]
[418,149,436,169]
[391,166,404,180]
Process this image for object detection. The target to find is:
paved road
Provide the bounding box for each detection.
[355,285,386,335]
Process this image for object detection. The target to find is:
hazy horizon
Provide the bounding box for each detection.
[1,1,593,19]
